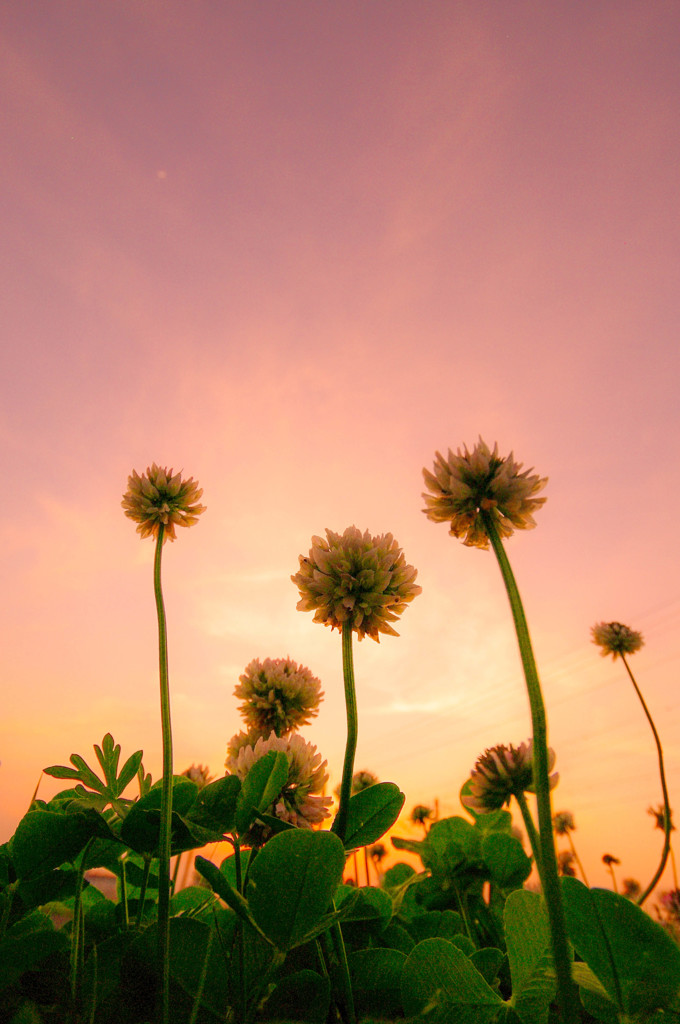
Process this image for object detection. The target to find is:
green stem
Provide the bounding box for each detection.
[514,790,544,887]
[153,524,172,1024]
[119,856,130,929]
[171,852,182,892]
[607,863,618,893]
[137,856,152,930]
[234,840,246,1024]
[566,831,590,887]
[329,919,357,1024]
[70,838,95,1012]
[482,511,578,1024]
[331,622,358,845]
[621,653,673,905]
[188,928,214,1024]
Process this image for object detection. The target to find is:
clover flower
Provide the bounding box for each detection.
[422,438,547,549]
[649,804,675,832]
[591,621,644,660]
[552,810,576,835]
[369,843,387,863]
[411,804,434,828]
[122,463,206,543]
[234,657,323,736]
[557,851,576,877]
[461,740,558,814]
[225,730,332,829]
[181,764,214,790]
[292,526,421,641]
[226,727,269,763]
[602,853,620,867]
[622,878,641,899]
[660,889,680,918]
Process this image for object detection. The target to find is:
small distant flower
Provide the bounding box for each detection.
[369,843,387,863]
[234,657,323,736]
[181,764,214,790]
[225,730,332,829]
[648,804,675,832]
[411,804,434,827]
[334,769,379,800]
[557,850,576,877]
[422,438,547,549]
[602,853,620,867]
[292,526,421,641]
[591,622,644,660]
[622,878,641,899]
[352,770,378,793]
[660,889,680,918]
[552,811,576,835]
[461,740,558,814]
[122,463,206,543]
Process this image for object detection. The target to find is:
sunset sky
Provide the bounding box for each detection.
[2,1,680,892]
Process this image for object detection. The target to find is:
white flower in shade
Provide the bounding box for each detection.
[292,526,421,641]
[591,621,644,660]
[225,731,332,828]
[422,438,547,549]
[181,764,214,790]
[122,463,206,543]
[226,728,267,763]
[234,657,323,736]
[461,740,558,814]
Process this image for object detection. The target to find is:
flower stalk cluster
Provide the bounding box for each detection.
[592,621,672,904]
[424,439,577,1024]
[293,525,420,844]
[122,463,205,1024]
[226,656,331,834]
[291,526,421,641]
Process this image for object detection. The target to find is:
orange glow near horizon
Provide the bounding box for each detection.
[1,1,679,897]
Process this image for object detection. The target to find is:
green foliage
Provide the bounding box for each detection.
[234,750,290,836]
[247,829,346,951]
[562,877,680,1019]
[11,807,115,879]
[44,733,145,813]
[401,936,504,1022]
[504,890,556,1024]
[339,782,406,851]
[6,728,680,1024]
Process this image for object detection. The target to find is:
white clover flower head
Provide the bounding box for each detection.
[122,463,206,543]
[181,764,214,790]
[461,740,558,814]
[225,730,332,829]
[558,850,576,876]
[422,438,547,549]
[591,621,644,660]
[225,727,268,763]
[234,657,323,736]
[292,526,421,641]
[410,804,434,825]
[552,810,576,835]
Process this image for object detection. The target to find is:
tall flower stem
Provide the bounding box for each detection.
[482,511,577,1024]
[332,622,358,845]
[621,653,673,905]
[565,832,590,887]
[153,524,172,1024]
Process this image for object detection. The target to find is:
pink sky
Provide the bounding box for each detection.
[2,1,679,892]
